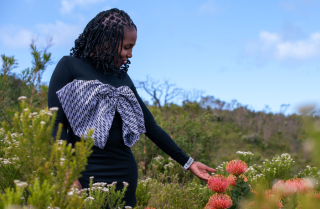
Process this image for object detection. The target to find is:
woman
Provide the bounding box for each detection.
[48,8,215,207]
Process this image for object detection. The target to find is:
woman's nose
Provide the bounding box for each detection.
[127,51,132,58]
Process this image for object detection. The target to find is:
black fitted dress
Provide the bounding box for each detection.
[48,56,193,207]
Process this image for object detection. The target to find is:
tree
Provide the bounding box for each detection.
[0,54,18,110]
[136,76,182,109]
[29,41,52,106]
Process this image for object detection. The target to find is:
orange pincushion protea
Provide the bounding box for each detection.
[226,160,248,176]
[273,178,314,197]
[227,174,248,186]
[208,175,229,193]
[144,207,156,209]
[205,194,232,209]
[227,174,236,187]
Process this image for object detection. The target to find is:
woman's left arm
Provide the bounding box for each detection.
[129,79,215,181]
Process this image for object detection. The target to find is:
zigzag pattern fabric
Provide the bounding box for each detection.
[56,79,146,149]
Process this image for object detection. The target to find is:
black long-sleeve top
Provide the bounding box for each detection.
[48,56,191,167]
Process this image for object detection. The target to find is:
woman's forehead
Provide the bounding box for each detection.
[123,28,137,43]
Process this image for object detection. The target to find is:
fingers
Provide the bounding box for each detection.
[199,172,211,182]
[206,166,216,173]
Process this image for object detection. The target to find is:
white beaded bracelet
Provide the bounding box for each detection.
[182,157,194,170]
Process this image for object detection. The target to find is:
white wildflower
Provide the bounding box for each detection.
[125,206,132,209]
[90,176,94,179]
[85,196,95,201]
[57,140,64,145]
[40,121,46,125]
[49,107,59,112]
[18,96,27,101]
[16,182,28,188]
[2,159,10,164]
[164,162,174,169]
[93,182,101,187]
[123,181,129,187]
[102,187,109,192]
[23,108,28,112]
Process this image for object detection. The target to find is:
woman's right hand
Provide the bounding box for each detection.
[71,179,82,190]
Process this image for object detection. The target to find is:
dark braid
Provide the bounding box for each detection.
[70,8,137,76]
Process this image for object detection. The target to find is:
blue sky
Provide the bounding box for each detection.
[1,0,319,114]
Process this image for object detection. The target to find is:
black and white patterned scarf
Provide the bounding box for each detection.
[56,79,146,149]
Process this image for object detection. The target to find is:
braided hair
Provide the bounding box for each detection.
[70,8,137,76]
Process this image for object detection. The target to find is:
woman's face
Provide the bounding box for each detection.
[116,27,137,68]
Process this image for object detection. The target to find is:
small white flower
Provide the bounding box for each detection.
[16,182,28,188]
[18,96,27,101]
[40,121,46,125]
[60,158,65,161]
[49,107,59,112]
[123,181,129,187]
[32,112,38,116]
[102,187,109,192]
[85,196,94,201]
[46,112,53,116]
[125,206,132,209]
[57,140,64,145]
[23,108,28,112]
[90,176,94,179]
[2,160,10,164]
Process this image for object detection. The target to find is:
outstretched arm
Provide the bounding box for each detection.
[129,79,216,180]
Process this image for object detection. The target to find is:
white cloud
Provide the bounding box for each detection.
[60,0,106,14]
[275,32,320,60]
[198,0,218,14]
[246,31,320,62]
[0,26,36,49]
[0,21,82,49]
[36,21,82,46]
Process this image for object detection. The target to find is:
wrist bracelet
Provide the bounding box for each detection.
[182,157,194,170]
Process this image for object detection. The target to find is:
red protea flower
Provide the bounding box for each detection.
[228,174,248,187]
[273,178,314,197]
[208,175,229,193]
[293,178,314,193]
[226,160,248,176]
[227,174,236,186]
[273,180,296,197]
[205,194,232,209]
[144,207,156,209]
